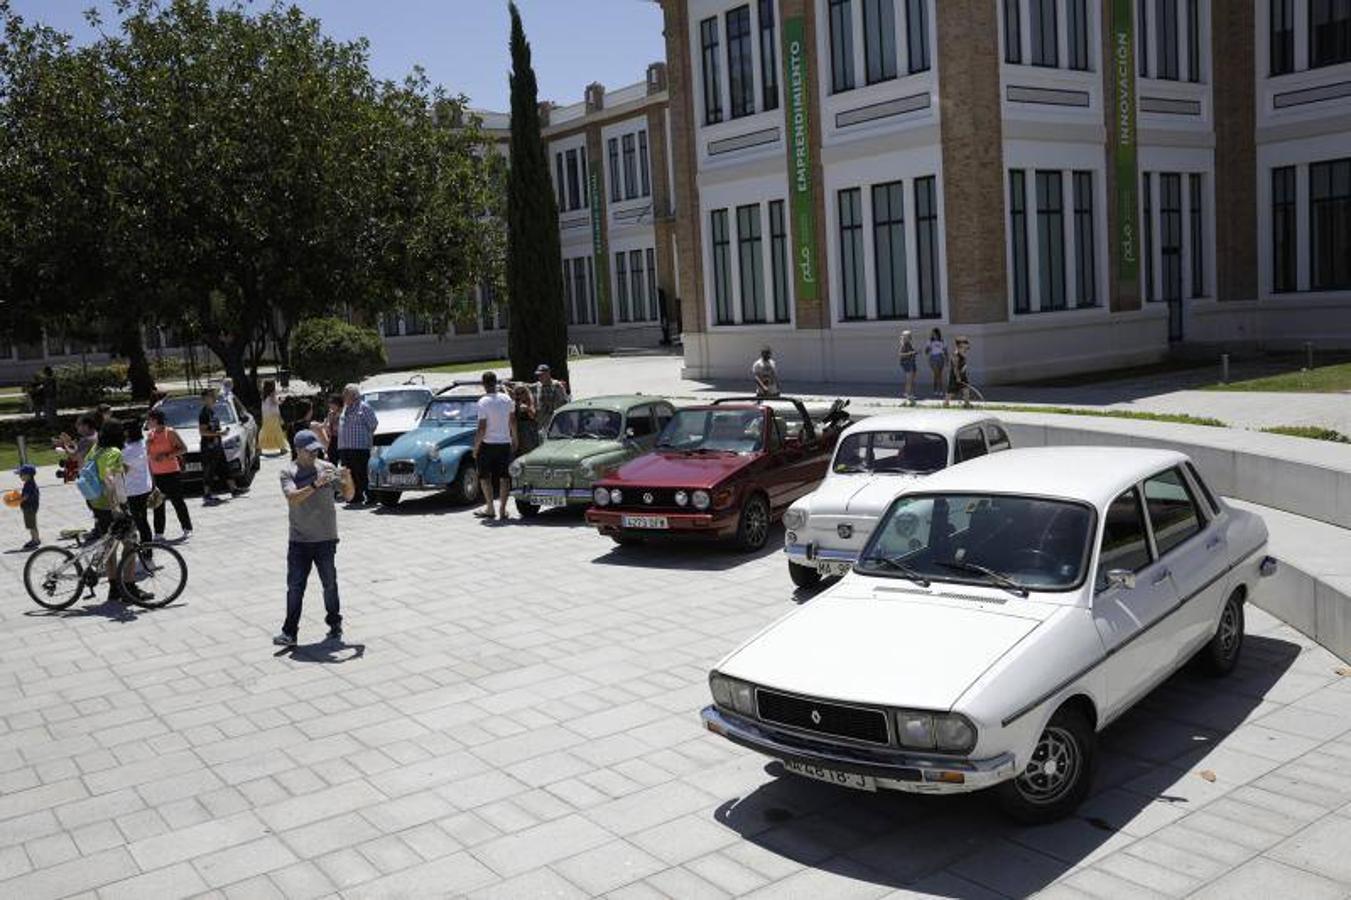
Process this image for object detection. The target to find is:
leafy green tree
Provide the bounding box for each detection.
[288,317,388,396]
[505,2,568,385]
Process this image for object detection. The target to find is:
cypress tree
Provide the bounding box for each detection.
[506,2,569,385]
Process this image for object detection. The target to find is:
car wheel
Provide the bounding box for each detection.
[788,561,822,588]
[997,705,1095,825]
[447,463,480,505]
[373,491,401,508]
[1197,590,1245,677]
[516,500,541,518]
[735,494,771,553]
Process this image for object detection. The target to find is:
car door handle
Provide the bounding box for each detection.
[1152,569,1171,585]
[1205,536,1223,550]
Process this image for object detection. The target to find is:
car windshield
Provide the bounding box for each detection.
[856,493,1095,592]
[363,389,430,412]
[420,398,479,425]
[657,408,763,453]
[547,409,622,440]
[833,431,948,475]
[157,398,236,429]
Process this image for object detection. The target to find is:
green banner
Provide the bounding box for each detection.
[782,16,819,304]
[1112,0,1139,288]
[589,170,611,322]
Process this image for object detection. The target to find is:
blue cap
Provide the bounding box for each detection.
[14,464,36,477]
[293,430,324,453]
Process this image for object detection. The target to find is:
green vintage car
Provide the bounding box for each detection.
[508,395,677,517]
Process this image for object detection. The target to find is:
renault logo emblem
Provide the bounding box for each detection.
[810,709,822,725]
[643,492,654,505]
[837,523,854,539]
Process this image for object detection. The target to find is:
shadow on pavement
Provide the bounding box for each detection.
[589,524,786,572]
[710,633,1300,896]
[275,640,366,664]
[23,595,144,623]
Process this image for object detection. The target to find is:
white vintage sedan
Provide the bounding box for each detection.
[702,447,1277,822]
[783,411,1012,587]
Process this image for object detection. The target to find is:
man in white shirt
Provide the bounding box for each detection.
[474,371,518,521]
[752,346,780,398]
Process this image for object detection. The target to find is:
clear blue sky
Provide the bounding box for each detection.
[7,0,667,110]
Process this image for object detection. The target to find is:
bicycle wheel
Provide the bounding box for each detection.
[24,546,86,610]
[118,542,188,609]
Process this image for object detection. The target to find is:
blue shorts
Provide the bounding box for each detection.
[900,358,917,373]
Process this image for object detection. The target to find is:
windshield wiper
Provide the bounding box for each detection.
[858,554,930,587]
[934,561,1029,597]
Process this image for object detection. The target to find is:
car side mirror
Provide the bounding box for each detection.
[1105,569,1136,590]
[625,427,636,439]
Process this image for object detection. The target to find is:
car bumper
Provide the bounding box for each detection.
[509,487,594,506]
[785,542,860,570]
[700,706,1016,795]
[585,507,739,538]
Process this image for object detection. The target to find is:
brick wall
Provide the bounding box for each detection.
[660,0,707,334]
[1212,1,1257,303]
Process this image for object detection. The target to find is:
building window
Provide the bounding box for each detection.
[1068,0,1091,71]
[630,250,647,321]
[760,0,779,110]
[737,204,766,322]
[1157,0,1179,80]
[608,138,621,203]
[872,181,908,319]
[554,153,566,209]
[615,252,630,322]
[1310,158,1351,290]
[562,259,575,325]
[1004,0,1022,63]
[1031,0,1058,66]
[1186,0,1200,81]
[769,200,790,322]
[1160,173,1183,303]
[701,17,723,125]
[1138,0,1150,77]
[1036,171,1067,310]
[863,0,899,84]
[638,130,651,198]
[622,134,637,200]
[711,209,733,324]
[1311,0,1351,68]
[829,0,855,93]
[1010,170,1030,313]
[1143,172,1154,301]
[565,149,581,211]
[1271,0,1295,74]
[838,188,866,320]
[646,247,660,321]
[915,176,941,317]
[906,0,930,73]
[1272,166,1297,293]
[727,5,755,119]
[1189,173,1204,297]
[1073,171,1097,308]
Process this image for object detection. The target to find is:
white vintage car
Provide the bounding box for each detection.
[783,411,1012,587]
[703,447,1277,822]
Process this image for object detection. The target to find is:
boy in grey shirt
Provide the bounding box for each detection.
[274,430,354,647]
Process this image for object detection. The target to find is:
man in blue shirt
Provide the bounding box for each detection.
[336,383,379,506]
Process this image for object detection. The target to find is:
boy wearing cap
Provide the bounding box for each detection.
[15,464,39,549]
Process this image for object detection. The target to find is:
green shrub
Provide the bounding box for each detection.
[52,364,128,407]
[149,356,186,379]
[289,318,387,395]
[1261,425,1351,443]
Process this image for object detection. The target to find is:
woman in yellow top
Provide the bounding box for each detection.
[259,379,289,455]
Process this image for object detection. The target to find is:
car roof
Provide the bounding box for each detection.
[557,395,661,413]
[840,410,1000,438]
[364,385,432,395]
[908,446,1192,508]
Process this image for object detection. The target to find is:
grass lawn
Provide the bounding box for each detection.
[980,404,1226,428]
[397,355,599,377]
[0,443,59,473]
[1204,361,1351,393]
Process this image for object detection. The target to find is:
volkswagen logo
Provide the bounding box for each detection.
[837,523,854,539]
[643,492,655,505]
[810,709,822,725]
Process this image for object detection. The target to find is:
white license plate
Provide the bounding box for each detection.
[388,473,419,486]
[782,760,876,791]
[621,515,669,530]
[530,494,566,508]
[183,462,202,473]
[818,560,853,577]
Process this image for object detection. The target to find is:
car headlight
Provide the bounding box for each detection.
[674,490,688,507]
[509,459,524,479]
[609,488,623,504]
[692,490,711,510]
[783,507,807,530]
[426,445,440,461]
[593,487,610,506]
[895,710,977,753]
[709,672,756,717]
[579,459,597,478]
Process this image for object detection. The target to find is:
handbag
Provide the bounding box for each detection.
[148,487,165,510]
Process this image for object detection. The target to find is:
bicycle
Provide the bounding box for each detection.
[23,513,188,611]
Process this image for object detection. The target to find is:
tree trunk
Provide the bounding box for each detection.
[117,321,156,401]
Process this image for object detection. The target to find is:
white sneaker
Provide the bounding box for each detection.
[182,529,192,540]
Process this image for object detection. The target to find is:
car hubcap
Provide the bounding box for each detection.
[1219,602,1240,656]
[1016,725,1080,806]
[746,503,768,546]
[464,469,478,501]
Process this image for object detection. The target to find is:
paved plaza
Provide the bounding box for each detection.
[3,454,1351,899]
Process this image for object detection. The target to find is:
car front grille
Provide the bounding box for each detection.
[521,466,572,488]
[387,460,417,476]
[612,487,683,510]
[756,689,891,746]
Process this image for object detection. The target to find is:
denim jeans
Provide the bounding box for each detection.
[283,539,341,637]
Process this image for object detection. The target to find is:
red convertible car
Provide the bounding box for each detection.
[585,397,851,551]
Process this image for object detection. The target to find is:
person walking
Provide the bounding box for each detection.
[337,385,378,507]
[199,388,245,505]
[286,398,315,462]
[926,328,948,399]
[146,408,192,540]
[473,372,517,521]
[121,420,155,548]
[273,430,354,647]
[15,464,40,549]
[259,379,289,456]
[899,330,919,406]
[533,364,570,428]
[752,346,781,398]
[512,384,540,455]
[945,336,974,409]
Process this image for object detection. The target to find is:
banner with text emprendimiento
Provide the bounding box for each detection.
[1112,0,1139,292]
[782,15,819,305]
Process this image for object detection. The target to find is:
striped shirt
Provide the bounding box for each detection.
[337,400,379,450]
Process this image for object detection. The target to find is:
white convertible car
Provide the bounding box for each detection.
[783,411,1012,587]
[703,447,1277,822]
